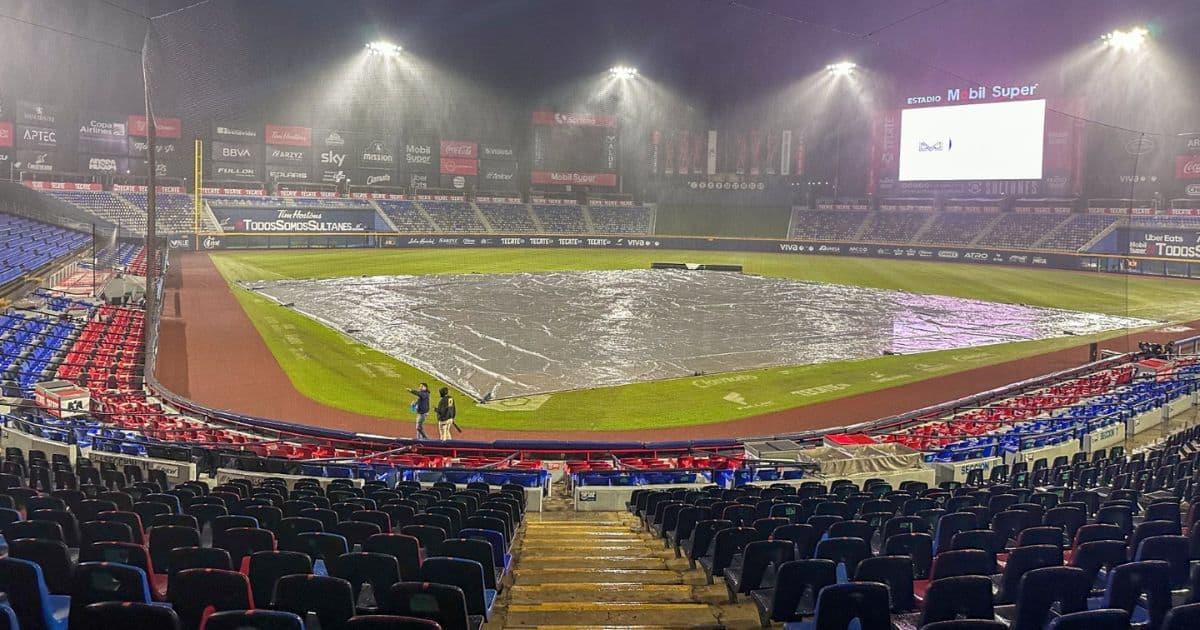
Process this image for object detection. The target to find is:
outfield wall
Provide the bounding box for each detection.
[193,232,1109,270]
[186,231,1200,279]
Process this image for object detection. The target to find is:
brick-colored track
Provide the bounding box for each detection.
[156,252,1195,443]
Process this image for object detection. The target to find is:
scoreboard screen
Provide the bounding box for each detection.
[530,111,619,187]
[899,99,1046,181]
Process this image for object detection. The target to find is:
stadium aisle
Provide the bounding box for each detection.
[494,499,760,629]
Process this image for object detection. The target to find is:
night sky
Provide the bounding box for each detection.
[4,0,1199,117]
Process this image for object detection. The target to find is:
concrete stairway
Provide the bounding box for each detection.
[492,503,759,629]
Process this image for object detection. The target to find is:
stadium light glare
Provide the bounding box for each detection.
[609,65,638,79]
[366,41,402,57]
[826,61,857,77]
[1101,26,1148,52]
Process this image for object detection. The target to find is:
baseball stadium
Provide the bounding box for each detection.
[1,1,1200,629]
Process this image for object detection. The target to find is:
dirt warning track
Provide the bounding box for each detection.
[156,252,1192,443]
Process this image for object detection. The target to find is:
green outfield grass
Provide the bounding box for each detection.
[210,249,1200,432]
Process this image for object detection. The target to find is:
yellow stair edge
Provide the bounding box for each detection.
[515,555,668,562]
[514,568,678,574]
[507,603,711,612]
[511,583,693,593]
[524,626,721,630]
[517,544,666,551]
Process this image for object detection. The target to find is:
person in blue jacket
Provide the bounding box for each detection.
[408,382,431,439]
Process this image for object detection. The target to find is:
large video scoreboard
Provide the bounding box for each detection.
[530,111,619,188]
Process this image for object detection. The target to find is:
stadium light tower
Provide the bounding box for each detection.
[609,65,638,79]
[366,41,402,57]
[1101,26,1149,52]
[826,61,857,77]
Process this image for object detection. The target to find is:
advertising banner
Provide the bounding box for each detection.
[386,236,1086,273]
[200,187,264,196]
[1042,101,1086,197]
[212,123,260,142]
[266,145,312,165]
[16,149,58,173]
[113,184,186,194]
[128,137,180,159]
[407,172,431,189]
[440,140,478,159]
[764,130,780,176]
[265,124,312,147]
[648,131,660,176]
[1178,133,1200,155]
[359,138,396,170]
[0,122,11,148]
[531,171,617,187]
[663,130,675,176]
[532,111,617,127]
[1122,228,1200,259]
[480,142,516,160]
[441,174,477,191]
[17,126,57,148]
[1177,155,1200,181]
[127,115,182,139]
[604,130,619,171]
[735,132,747,175]
[405,144,434,169]
[1084,127,1171,196]
[676,131,689,175]
[80,155,129,175]
[480,160,519,191]
[707,130,718,175]
[1180,133,1200,194]
[868,110,899,195]
[23,181,101,191]
[130,158,174,178]
[316,130,351,183]
[77,115,128,155]
[439,156,478,176]
[212,207,376,233]
[17,101,59,127]
[794,131,806,178]
[780,130,792,176]
[211,162,262,181]
[266,166,311,181]
[211,141,262,163]
[749,129,762,176]
[358,170,396,187]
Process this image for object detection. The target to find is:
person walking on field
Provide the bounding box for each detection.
[409,382,431,440]
[436,387,457,441]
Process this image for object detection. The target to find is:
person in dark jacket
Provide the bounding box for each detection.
[408,382,431,439]
[436,387,457,441]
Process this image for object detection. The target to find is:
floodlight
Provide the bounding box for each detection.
[366,41,402,57]
[1101,27,1148,52]
[609,65,638,79]
[826,61,857,77]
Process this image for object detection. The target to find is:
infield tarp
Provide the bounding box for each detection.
[247,270,1153,401]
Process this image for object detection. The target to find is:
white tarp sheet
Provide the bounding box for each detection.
[248,270,1152,401]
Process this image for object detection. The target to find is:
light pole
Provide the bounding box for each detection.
[826,61,856,200]
[607,65,639,193]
